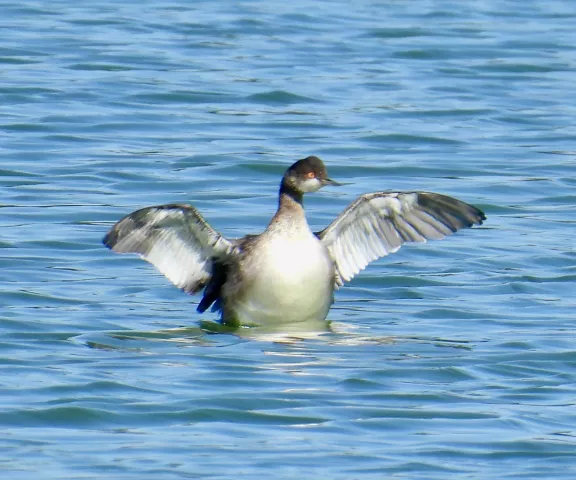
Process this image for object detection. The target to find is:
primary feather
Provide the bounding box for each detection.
[317,192,485,286]
[103,204,233,294]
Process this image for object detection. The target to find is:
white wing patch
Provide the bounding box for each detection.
[317,192,485,286]
[103,204,233,293]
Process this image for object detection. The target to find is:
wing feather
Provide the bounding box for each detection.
[103,204,233,293]
[317,192,485,286]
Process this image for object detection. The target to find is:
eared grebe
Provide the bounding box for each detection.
[103,156,485,327]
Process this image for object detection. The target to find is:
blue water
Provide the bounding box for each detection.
[2,0,576,478]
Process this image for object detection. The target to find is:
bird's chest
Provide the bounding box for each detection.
[257,234,333,288]
[231,233,335,324]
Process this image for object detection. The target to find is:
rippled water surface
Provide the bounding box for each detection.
[2,0,576,478]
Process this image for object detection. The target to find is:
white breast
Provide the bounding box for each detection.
[228,233,335,326]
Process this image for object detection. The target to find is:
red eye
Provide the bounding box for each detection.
[307,172,315,179]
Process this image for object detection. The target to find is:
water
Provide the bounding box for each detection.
[2,0,576,478]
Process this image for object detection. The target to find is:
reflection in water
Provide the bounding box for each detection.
[71,318,474,352]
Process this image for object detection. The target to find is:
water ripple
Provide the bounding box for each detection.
[2,0,576,478]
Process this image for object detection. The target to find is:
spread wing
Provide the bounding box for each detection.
[316,192,485,286]
[103,204,234,294]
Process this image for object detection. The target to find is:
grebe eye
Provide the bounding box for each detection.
[307,172,315,179]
